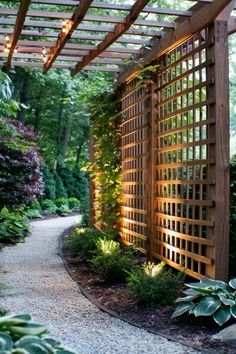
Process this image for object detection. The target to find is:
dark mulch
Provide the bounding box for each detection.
[60,229,236,354]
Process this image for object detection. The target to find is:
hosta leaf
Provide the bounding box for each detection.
[183,288,199,296]
[175,294,200,303]
[229,279,236,289]
[213,306,231,326]
[0,332,14,350]
[218,295,236,306]
[193,297,221,317]
[171,302,194,318]
[230,304,236,318]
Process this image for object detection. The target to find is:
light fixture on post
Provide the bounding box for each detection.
[42,47,46,55]
[14,47,18,54]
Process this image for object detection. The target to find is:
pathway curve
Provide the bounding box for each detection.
[0,216,198,354]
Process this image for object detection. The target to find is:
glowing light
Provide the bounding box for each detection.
[42,47,46,55]
[14,47,18,53]
[4,47,9,53]
[144,261,165,277]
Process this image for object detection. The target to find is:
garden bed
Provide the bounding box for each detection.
[60,228,236,354]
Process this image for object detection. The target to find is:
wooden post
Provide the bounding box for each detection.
[147,83,157,260]
[207,20,230,280]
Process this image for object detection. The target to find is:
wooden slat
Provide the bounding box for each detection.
[2,0,31,72]
[0,18,161,36]
[118,0,233,83]
[43,0,93,73]
[71,0,150,76]
[0,8,175,29]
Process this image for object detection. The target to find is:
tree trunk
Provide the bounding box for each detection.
[17,75,31,123]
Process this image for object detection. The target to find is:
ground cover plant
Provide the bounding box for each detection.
[172,278,236,326]
[0,313,76,354]
[0,207,30,244]
[67,227,103,259]
[127,262,185,308]
[90,239,135,283]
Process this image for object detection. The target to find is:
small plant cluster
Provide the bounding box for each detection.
[0,207,30,244]
[172,278,236,326]
[0,313,76,354]
[68,227,184,307]
[24,197,81,219]
[0,118,44,209]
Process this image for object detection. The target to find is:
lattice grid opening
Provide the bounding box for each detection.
[153,30,215,279]
[120,80,151,254]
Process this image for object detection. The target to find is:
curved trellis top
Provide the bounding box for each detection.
[0,0,235,81]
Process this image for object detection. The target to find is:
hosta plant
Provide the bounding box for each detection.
[0,313,76,353]
[0,207,30,244]
[172,278,236,326]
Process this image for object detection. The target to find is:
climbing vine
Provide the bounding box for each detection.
[85,90,121,234]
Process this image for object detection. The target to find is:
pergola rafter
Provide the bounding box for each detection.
[43,0,93,73]
[71,0,151,76]
[0,0,234,75]
[2,0,31,72]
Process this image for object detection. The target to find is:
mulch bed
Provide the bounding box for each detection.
[60,228,236,354]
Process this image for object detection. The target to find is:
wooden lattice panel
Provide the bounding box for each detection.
[153,31,216,279]
[120,80,150,253]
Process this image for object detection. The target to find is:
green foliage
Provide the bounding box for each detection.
[0,72,19,117]
[84,91,121,234]
[40,199,57,214]
[127,263,185,308]
[55,198,68,207]
[24,208,42,219]
[0,207,30,244]
[0,313,76,354]
[42,165,56,200]
[90,240,135,283]
[67,227,103,259]
[54,171,68,199]
[68,197,80,211]
[172,278,236,326]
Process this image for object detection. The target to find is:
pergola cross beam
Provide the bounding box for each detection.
[71,0,150,76]
[2,0,31,72]
[43,0,93,73]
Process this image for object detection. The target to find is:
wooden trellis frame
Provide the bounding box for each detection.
[0,0,235,280]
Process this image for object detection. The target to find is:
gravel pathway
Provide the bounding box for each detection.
[0,216,199,354]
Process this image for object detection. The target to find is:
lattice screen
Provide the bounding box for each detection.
[119,23,229,280]
[120,80,151,254]
[153,30,215,279]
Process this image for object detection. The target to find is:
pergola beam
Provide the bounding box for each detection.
[0,9,176,29]
[43,0,93,73]
[228,16,236,34]
[71,0,150,76]
[0,1,192,17]
[0,18,161,36]
[0,29,155,43]
[2,0,31,72]
[118,0,233,83]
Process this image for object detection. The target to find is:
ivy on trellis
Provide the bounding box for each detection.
[84,90,122,234]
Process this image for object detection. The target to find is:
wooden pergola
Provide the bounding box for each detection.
[1,0,236,281]
[0,0,235,76]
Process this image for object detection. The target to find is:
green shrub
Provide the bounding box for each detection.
[90,239,135,283]
[172,278,236,326]
[30,200,42,211]
[55,198,68,207]
[56,204,71,216]
[42,165,56,200]
[0,313,76,353]
[24,208,42,219]
[0,207,30,244]
[127,262,185,308]
[53,171,67,199]
[40,199,57,213]
[68,197,80,211]
[67,227,103,259]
